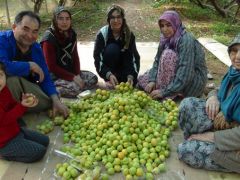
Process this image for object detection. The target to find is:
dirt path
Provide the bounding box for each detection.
[116,0,160,41]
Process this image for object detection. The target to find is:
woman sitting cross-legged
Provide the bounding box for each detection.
[93,4,140,88]
[138,10,207,100]
[177,34,240,173]
[41,6,98,98]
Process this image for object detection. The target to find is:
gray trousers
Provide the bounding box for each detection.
[7,76,52,112]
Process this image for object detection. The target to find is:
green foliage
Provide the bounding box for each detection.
[37,0,240,43]
[70,3,106,34]
[72,0,100,9]
[180,4,218,21]
[152,0,188,7]
[212,35,232,46]
[210,22,240,35]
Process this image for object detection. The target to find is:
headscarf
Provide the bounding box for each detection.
[227,34,240,54]
[52,6,72,30]
[107,4,131,49]
[51,6,75,44]
[218,34,240,123]
[159,10,186,50]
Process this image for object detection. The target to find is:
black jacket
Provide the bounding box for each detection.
[93,25,140,82]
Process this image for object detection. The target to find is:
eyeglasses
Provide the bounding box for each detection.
[57,16,71,21]
[109,15,122,20]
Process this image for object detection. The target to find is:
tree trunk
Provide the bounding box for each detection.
[191,0,205,8]
[209,0,227,17]
[58,0,67,6]
[20,0,32,10]
[45,0,48,14]
[4,0,11,26]
[32,0,44,14]
[233,4,240,22]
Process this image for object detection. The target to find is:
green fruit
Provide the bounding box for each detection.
[101,173,109,180]
[70,168,78,178]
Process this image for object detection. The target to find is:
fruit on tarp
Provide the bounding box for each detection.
[59,82,178,178]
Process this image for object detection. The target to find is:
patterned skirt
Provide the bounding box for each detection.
[54,70,98,98]
[138,49,178,99]
[177,97,231,172]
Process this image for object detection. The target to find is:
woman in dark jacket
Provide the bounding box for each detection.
[93,4,140,87]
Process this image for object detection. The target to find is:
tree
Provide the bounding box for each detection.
[58,0,67,6]
[4,0,10,26]
[31,0,44,13]
[190,0,240,19]
[20,0,32,10]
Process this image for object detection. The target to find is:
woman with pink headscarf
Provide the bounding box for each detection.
[138,10,207,100]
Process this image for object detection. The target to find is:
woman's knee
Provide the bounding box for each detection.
[179,97,198,112]
[177,141,200,167]
[25,145,48,163]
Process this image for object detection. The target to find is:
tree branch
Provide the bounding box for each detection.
[209,0,227,17]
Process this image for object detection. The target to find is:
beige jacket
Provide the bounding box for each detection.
[211,126,240,173]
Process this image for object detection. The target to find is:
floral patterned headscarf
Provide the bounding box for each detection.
[159,10,186,50]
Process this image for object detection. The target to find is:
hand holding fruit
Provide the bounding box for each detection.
[51,95,69,118]
[21,93,38,107]
[150,89,163,99]
[73,75,85,89]
[145,82,156,93]
[109,74,118,87]
[127,75,134,86]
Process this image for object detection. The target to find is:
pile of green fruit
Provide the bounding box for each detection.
[36,120,54,134]
[58,82,178,179]
[55,162,79,179]
[53,115,65,126]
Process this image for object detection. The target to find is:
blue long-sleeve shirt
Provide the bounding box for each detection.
[0,30,57,96]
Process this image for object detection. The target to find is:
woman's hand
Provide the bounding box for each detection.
[188,132,214,143]
[109,74,119,87]
[51,95,69,118]
[73,75,85,89]
[127,75,134,86]
[206,96,220,120]
[21,93,39,107]
[150,90,163,99]
[145,82,156,93]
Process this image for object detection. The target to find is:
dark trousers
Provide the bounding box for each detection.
[0,128,49,163]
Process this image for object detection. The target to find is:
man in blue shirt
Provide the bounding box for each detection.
[0,11,69,118]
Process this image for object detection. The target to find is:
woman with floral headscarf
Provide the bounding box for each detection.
[94,4,140,87]
[138,10,207,100]
[41,6,98,98]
